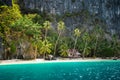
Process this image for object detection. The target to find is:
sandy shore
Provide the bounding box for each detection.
[0,58,115,65]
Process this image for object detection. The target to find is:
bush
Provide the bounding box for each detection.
[100,47,114,57]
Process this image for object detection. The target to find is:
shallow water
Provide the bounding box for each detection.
[0,60,120,80]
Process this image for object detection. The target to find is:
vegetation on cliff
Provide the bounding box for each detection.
[0,0,120,60]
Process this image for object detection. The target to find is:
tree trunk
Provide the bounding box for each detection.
[94,37,98,58]
[54,32,61,56]
[45,28,48,41]
[43,52,46,59]
[34,46,37,59]
[4,49,7,59]
[83,41,87,59]
[73,36,78,53]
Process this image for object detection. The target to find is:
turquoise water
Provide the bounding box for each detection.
[0,60,120,80]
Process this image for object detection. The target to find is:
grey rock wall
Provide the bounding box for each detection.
[19,0,120,36]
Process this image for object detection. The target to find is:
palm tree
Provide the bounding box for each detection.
[60,43,68,57]
[39,21,52,58]
[92,26,103,57]
[31,39,41,59]
[82,32,91,59]
[54,21,65,56]
[111,34,120,58]
[40,40,52,58]
[73,28,81,53]
[43,21,51,41]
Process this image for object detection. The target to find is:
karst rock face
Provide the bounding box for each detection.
[2,0,120,36]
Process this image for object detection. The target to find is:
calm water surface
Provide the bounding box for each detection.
[0,60,120,80]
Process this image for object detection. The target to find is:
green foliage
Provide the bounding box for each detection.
[40,40,52,56]
[12,0,18,4]
[0,4,21,27]
[11,15,41,37]
[73,28,81,53]
[0,0,120,59]
[47,29,58,51]
[25,14,37,20]
[39,12,54,22]
[10,14,42,59]
[90,25,104,57]
[64,12,72,17]
[110,34,120,56]
[100,47,114,57]
[43,21,51,30]
[0,1,21,41]
[54,21,66,56]
[57,21,65,31]
[76,38,84,51]
[84,47,91,56]
[82,32,91,42]
[30,14,43,24]
[10,41,16,54]
[82,32,91,58]
[74,28,81,37]
[60,43,69,57]
[42,21,51,40]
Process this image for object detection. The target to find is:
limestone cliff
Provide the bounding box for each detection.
[19,0,120,36]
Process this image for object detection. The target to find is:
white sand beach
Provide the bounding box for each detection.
[0,58,114,65]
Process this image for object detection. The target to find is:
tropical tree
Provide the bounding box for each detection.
[111,34,120,57]
[40,40,52,58]
[31,34,42,59]
[43,21,51,41]
[40,21,53,58]
[91,25,103,57]
[60,43,69,57]
[82,32,91,59]
[11,15,41,59]
[0,2,22,59]
[73,28,81,52]
[54,21,65,56]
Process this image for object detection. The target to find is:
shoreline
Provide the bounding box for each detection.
[0,58,119,65]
